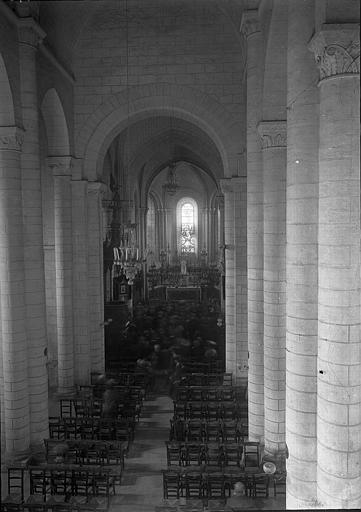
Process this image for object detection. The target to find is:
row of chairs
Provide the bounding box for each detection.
[1,499,95,511]
[162,469,271,500]
[49,417,133,449]
[181,361,224,374]
[165,441,260,468]
[170,418,248,442]
[90,371,150,389]
[28,465,116,503]
[44,439,126,469]
[60,398,141,422]
[1,466,115,512]
[78,385,145,402]
[178,373,232,387]
[174,386,242,402]
[173,401,246,421]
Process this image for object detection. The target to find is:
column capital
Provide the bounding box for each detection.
[308,23,360,82]
[0,126,24,151]
[220,176,245,194]
[18,17,46,47]
[240,10,261,39]
[47,156,73,177]
[216,194,225,208]
[257,120,287,149]
[88,180,108,197]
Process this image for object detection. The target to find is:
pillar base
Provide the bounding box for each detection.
[53,386,77,398]
[3,447,32,468]
[262,450,287,472]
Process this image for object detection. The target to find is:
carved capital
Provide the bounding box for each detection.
[0,126,24,151]
[308,24,360,82]
[257,121,287,149]
[230,176,245,192]
[240,10,261,39]
[48,156,73,177]
[18,17,46,48]
[220,176,245,194]
[216,194,225,209]
[88,181,108,198]
[9,1,40,21]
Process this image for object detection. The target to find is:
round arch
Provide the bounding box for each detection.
[144,158,220,206]
[0,53,15,126]
[78,84,242,181]
[40,88,70,156]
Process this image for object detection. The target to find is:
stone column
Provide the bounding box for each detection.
[241,9,264,443]
[157,207,166,258]
[218,196,225,313]
[209,204,217,263]
[72,176,91,385]
[220,180,236,376]
[286,1,319,508]
[18,18,48,445]
[164,207,172,262]
[201,207,209,259]
[258,121,287,457]
[41,157,57,389]
[309,25,360,509]
[87,182,106,373]
[220,177,248,384]
[48,157,74,393]
[139,206,148,301]
[0,127,30,459]
[139,207,148,256]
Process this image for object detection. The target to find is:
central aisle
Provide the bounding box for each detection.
[110,394,173,512]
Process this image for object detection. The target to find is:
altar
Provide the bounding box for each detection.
[165,286,201,302]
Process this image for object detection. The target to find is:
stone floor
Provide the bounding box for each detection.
[1,392,286,511]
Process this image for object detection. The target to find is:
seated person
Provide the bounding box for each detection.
[102,379,121,418]
[226,481,261,510]
[190,336,204,361]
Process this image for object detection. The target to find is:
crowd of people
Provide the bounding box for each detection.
[108,300,225,395]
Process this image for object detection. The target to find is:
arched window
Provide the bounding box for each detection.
[177,197,198,255]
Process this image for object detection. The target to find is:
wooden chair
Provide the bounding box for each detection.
[223,444,242,467]
[50,469,73,499]
[205,421,221,443]
[166,442,183,466]
[30,468,52,500]
[251,473,270,498]
[1,468,25,511]
[71,469,94,501]
[162,470,180,499]
[205,444,221,467]
[273,473,286,496]
[49,418,66,440]
[185,443,203,466]
[186,420,204,442]
[184,471,205,499]
[207,472,226,499]
[243,442,260,468]
[60,399,73,418]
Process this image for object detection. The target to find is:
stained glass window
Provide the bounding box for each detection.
[181,202,196,253]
